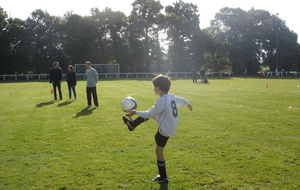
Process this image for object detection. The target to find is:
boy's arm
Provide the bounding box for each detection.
[125,110,136,117]
[187,104,193,111]
[125,100,164,119]
[175,96,190,107]
[175,95,192,111]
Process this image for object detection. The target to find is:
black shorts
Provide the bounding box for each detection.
[155,131,169,147]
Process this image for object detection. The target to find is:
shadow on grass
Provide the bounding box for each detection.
[159,183,168,190]
[73,107,96,118]
[196,82,210,85]
[36,100,55,108]
[57,101,72,107]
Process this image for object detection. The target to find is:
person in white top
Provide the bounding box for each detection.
[123,74,193,184]
[85,61,99,108]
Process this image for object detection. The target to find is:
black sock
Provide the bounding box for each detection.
[157,161,167,178]
[131,116,148,128]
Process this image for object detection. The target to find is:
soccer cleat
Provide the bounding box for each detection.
[86,105,92,108]
[151,175,169,184]
[122,116,135,131]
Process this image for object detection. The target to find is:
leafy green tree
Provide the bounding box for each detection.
[127,11,146,72]
[26,9,63,73]
[201,27,231,72]
[62,13,99,65]
[130,0,163,72]
[0,8,34,74]
[0,7,10,74]
[211,8,260,74]
[165,0,202,71]
[1,4,299,75]
[210,7,300,74]
[5,18,31,74]
[269,14,299,71]
[91,8,129,69]
[250,9,300,72]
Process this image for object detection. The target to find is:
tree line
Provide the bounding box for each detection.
[1,0,299,75]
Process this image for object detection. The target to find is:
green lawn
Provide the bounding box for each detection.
[0,77,299,189]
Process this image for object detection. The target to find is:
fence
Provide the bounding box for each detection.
[268,71,299,77]
[1,71,299,81]
[0,72,233,81]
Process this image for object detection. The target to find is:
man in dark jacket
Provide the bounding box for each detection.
[49,62,63,100]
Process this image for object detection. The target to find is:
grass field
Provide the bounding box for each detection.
[0,77,299,190]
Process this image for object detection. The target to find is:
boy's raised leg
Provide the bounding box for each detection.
[122,116,148,131]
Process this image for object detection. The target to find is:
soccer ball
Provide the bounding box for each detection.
[121,96,138,112]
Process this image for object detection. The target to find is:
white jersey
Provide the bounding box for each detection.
[136,93,190,137]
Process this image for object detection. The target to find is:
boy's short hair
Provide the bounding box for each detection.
[85,61,91,65]
[152,74,171,93]
[53,61,59,66]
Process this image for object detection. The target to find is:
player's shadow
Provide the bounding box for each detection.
[57,101,72,107]
[36,101,55,108]
[158,183,168,190]
[73,107,96,118]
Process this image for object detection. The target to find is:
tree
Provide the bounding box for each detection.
[26,9,63,73]
[5,18,31,74]
[210,7,300,74]
[201,27,231,72]
[62,13,99,65]
[211,8,259,74]
[91,8,129,70]
[0,7,10,74]
[165,0,202,71]
[130,0,163,72]
[270,14,298,71]
[1,4,299,75]
[0,8,33,74]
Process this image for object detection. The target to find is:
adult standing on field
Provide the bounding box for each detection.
[200,67,205,83]
[85,61,99,108]
[67,65,77,101]
[49,61,63,100]
[191,68,197,83]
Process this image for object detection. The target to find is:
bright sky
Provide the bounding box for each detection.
[1,0,299,42]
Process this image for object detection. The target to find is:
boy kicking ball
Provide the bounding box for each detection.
[122,74,193,183]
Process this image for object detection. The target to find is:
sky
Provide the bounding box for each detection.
[1,0,299,42]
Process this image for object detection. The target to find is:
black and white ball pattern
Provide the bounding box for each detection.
[121,96,138,112]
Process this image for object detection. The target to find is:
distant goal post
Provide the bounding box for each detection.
[74,63,120,78]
